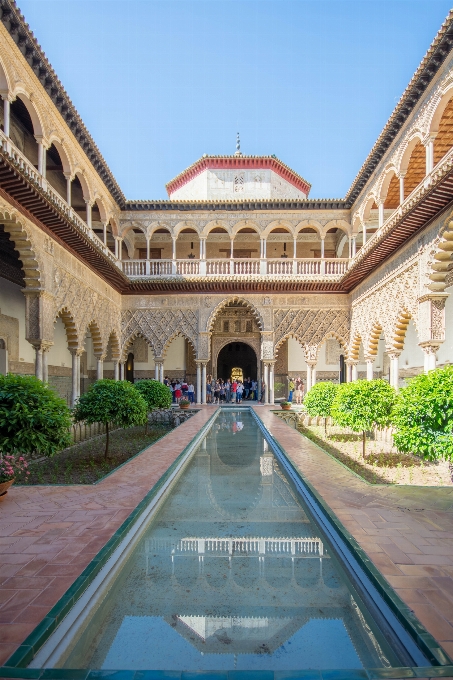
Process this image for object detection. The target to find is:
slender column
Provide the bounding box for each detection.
[37,141,45,175]
[351,236,356,257]
[119,361,125,380]
[146,236,150,260]
[85,201,92,229]
[345,362,353,383]
[348,237,352,259]
[263,239,267,259]
[34,346,43,381]
[263,363,269,404]
[196,362,202,404]
[320,238,325,258]
[399,174,405,205]
[269,363,275,405]
[199,239,204,259]
[113,360,119,381]
[351,362,358,381]
[362,224,367,245]
[306,364,312,392]
[160,363,164,383]
[311,365,317,387]
[65,174,72,206]
[103,222,108,245]
[155,362,160,380]
[96,357,104,381]
[172,236,177,260]
[389,353,399,390]
[117,238,123,260]
[378,200,384,229]
[201,363,207,404]
[422,345,437,373]
[366,358,374,380]
[425,136,435,174]
[70,350,78,407]
[230,238,234,259]
[293,238,297,259]
[42,347,49,383]
[3,97,10,137]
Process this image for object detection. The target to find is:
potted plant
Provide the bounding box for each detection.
[280,401,292,410]
[0,455,30,497]
[179,399,191,410]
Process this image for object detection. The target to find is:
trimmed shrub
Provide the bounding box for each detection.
[393,365,453,461]
[331,379,395,457]
[0,374,72,457]
[73,379,147,458]
[303,381,339,432]
[134,379,172,410]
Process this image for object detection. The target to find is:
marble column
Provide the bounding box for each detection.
[70,350,79,407]
[3,97,10,137]
[351,362,358,381]
[196,362,202,404]
[263,363,269,405]
[389,353,400,390]
[366,358,374,380]
[113,360,119,381]
[155,362,160,381]
[34,346,43,381]
[42,347,49,383]
[96,356,104,380]
[201,363,207,404]
[422,345,437,373]
[269,363,275,405]
[306,364,312,392]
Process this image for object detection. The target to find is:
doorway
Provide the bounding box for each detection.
[217,342,257,381]
[126,352,134,382]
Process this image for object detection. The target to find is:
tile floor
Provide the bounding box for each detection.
[0,404,453,676]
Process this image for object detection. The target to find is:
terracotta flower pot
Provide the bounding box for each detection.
[281,404,292,410]
[0,479,15,497]
[179,403,190,410]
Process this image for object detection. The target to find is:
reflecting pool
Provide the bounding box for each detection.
[61,410,402,671]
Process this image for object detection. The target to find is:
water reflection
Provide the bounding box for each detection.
[62,411,400,671]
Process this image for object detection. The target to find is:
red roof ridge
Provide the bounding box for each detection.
[165,155,311,197]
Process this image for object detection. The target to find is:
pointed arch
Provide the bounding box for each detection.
[106,329,121,360]
[348,333,363,361]
[84,320,104,356]
[0,206,42,289]
[428,215,453,292]
[121,331,155,362]
[162,330,196,358]
[206,297,264,332]
[274,332,303,356]
[389,309,414,353]
[55,307,79,351]
[367,322,383,357]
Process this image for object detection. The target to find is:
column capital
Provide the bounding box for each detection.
[94,353,107,361]
[1,91,15,103]
[69,348,84,357]
[419,342,439,355]
[364,355,375,363]
[30,340,53,352]
[34,134,50,149]
[387,350,401,360]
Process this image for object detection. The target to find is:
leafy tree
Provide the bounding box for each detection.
[303,381,339,432]
[134,380,172,410]
[0,374,72,457]
[331,379,395,457]
[73,379,147,458]
[393,365,453,461]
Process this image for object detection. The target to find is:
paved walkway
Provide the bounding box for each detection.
[1,404,453,672]
[0,407,214,666]
[255,406,453,663]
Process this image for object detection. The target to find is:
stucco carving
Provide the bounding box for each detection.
[274,308,350,352]
[121,308,198,358]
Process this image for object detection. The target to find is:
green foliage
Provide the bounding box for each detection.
[331,379,396,456]
[393,366,453,461]
[73,380,147,458]
[0,374,72,457]
[304,382,339,418]
[134,379,172,410]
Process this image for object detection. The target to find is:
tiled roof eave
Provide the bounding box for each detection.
[0,0,126,208]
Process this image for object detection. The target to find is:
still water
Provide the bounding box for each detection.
[62,410,402,671]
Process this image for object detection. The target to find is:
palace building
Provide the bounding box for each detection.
[1,1,453,405]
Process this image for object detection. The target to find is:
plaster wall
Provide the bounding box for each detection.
[0,279,34,364]
[46,316,72,368]
[169,169,307,200]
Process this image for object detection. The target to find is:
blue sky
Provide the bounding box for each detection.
[18,1,452,200]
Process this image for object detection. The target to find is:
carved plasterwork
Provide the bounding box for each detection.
[350,262,419,355]
[121,308,198,358]
[274,308,350,352]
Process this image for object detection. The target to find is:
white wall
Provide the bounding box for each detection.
[399,319,425,369]
[164,335,186,370]
[437,289,453,366]
[0,279,34,363]
[46,316,72,367]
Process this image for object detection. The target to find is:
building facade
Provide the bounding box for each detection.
[1,1,453,405]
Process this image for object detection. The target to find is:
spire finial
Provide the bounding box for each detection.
[234,131,242,156]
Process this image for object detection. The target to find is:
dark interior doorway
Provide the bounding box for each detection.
[126,352,134,382]
[217,342,257,381]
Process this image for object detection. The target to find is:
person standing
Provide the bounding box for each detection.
[188,381,195,403]
[237,381,243,403]
[225,379,231,403]
[288,377,295,403]
[252,379,258,401]
[231,379,237,403]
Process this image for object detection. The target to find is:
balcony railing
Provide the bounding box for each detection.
[0,129,117,265]
[121,257,351,279]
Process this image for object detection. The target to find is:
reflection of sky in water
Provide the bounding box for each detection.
[102,617,362,670]
[61,411,401,671]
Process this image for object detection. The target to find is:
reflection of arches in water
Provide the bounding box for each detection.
[217,342,257,381]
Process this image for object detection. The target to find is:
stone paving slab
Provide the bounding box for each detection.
[255,406,453,662]
[0,408,214,665]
